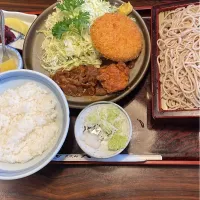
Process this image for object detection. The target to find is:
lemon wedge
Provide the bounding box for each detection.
[118,2,133,15]
[5,18,29,35]
[0,59,17,72]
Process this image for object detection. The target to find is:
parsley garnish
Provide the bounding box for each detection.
[52,20,70,39]
[52,0,90,39]
[57,0,84,12]
[52,11,89,39]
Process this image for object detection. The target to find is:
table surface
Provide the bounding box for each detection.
[0,0,199,200]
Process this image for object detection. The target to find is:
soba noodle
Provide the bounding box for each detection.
[157,4,200,110]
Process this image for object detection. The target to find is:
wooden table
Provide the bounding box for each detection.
[0,0,199,199]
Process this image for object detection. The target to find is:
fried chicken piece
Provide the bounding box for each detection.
[97,62,129,93]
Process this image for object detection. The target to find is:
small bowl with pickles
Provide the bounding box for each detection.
[75,101,132,158]
[0,45,23,72]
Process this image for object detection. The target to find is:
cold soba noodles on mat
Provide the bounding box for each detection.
[157,4,200,110]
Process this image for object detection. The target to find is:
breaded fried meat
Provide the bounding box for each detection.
[97,62,129,93]
[90,13,143,62]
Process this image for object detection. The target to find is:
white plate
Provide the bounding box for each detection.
[2,10,37,50]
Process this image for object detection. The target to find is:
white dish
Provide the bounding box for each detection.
[75,101,132,158]
[0,45,23,69]
[0,70,70,180]
[2,10,37,50]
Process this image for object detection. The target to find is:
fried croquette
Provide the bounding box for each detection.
[90,13,143,62]
[97,62,129,93]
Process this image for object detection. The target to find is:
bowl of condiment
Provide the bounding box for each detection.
[75,101,132,158]
[0,70,70,180]
[0,45,23,72]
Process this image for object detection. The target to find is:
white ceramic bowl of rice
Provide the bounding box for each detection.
[0,70,70,180]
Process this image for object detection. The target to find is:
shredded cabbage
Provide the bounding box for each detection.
[85,104,129,142]
[108,134,128,151]
[38,0,116,73]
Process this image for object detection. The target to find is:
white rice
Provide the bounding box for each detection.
[0,81,60,163]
